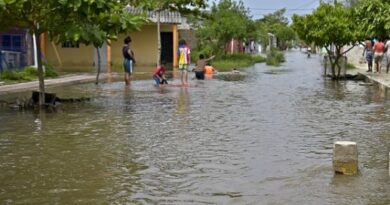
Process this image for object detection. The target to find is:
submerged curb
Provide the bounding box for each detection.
[353,64,390,88]
[0,73,112,95]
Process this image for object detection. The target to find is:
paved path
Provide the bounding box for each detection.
[0,73,113,94]
[353,62,390,88]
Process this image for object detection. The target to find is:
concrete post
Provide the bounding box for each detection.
[333,141,358,175]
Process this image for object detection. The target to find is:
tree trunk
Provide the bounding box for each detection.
[335,48,341,79]
[34,30,45,106]
[95,47,101,85]
[336,61,342,79]
[331,62,336,79]
[328,54,336,79]
[156,9,161,66]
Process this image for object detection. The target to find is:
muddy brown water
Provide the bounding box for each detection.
[0,51,389,204]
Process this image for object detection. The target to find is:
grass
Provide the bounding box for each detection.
[212,54,266,72]
[0,64,58,83]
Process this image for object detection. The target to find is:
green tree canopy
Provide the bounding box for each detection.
[354,0,390,39]
[254,9,296,50]
[195,0,251,55]
[292,3,359,79]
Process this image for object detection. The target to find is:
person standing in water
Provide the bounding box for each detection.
[194,54,215,80]
[363,38,374,72]
[123,36,135,85]
[178,39,191,86]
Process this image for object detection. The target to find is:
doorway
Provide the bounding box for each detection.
[160,32,173,67]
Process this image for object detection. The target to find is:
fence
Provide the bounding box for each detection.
[0,50,25,71]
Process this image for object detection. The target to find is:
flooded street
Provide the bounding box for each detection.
[0,51,389,204]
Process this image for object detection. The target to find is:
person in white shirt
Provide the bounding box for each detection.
[385,39,390,73]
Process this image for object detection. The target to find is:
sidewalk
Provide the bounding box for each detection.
[353,62,390,88]
[0,73,113,95]
[346,46,390,88]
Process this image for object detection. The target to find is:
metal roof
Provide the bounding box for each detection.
[125,5,182,24]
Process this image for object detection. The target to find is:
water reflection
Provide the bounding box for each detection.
[176,88,189,115]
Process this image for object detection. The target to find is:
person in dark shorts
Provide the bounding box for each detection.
[123,36,135,85]
[363,39,373,72]
[194,54,215,80]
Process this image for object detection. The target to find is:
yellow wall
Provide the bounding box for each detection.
[112,24,176,70]
[44,37,94,71]
[45,24,175,72]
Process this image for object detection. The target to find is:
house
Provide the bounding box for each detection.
[0,9,193,73]
[41,8,184,73]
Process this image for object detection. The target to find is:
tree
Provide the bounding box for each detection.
[254,9,296,51]
[195,0,251,55]
[0,0,145,105]
[354,0,390,40]
[292,3,359,79]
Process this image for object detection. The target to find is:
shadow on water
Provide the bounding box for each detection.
[0,51,389,204]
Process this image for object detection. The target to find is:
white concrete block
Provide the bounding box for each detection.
[333,141,358,175]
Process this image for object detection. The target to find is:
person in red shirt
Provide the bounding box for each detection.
[373,38,385,73]
[153,61,167,86]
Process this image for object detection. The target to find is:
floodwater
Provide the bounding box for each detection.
[0,51,389,204]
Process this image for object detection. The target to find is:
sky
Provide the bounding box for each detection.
[230,0,320,20]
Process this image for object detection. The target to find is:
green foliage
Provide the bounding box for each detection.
[0,70,26,81]
[252,55,267,63]
[0,65,58,82]
[195,0,251,55]
[213,54,266,71]
[132,0,207,13]
[266,49,285,66]
[52,1,148,48]
[292,3,359,79]
[0,0,149,103]
[354,0,390,39]
[44,64,58,78]
[255,9,296,50]
[292,3,358,48]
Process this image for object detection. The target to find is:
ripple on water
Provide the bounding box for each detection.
[0,52,389,204]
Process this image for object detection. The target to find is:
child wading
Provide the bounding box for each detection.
[194,54,215,80]
[153,61,167,86]
[177,39,191,85]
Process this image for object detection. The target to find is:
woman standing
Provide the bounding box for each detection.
[123,36,135,85]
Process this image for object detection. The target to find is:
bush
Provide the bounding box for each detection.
[0,64,58,82]
[213,54,266,71]
[0,70,24,81]
[44,64,58,77]
[266,49,285,66]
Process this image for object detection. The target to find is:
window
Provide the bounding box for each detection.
[1,35,23,51]
[61,41,80,48]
